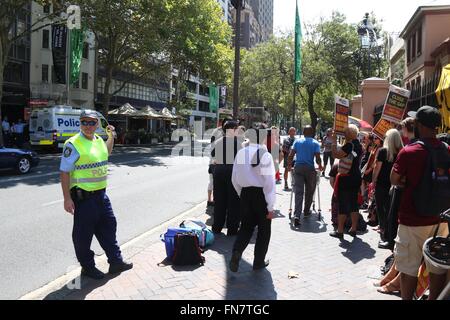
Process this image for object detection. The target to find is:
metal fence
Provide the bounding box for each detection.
[407,70,441,112]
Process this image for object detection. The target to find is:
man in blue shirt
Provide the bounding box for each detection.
[288,126,323,226]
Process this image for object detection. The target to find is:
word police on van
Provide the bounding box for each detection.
[29,106,109,149]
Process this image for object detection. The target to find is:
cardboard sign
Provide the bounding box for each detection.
[381,85,410,123]
[334,96,350,136]
[372,118,395,140]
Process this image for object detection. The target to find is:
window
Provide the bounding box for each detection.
[407,38,411,64]
[42,64,49,82]
[411,33,416,60]
[42,29,49,49]
[51,66,57,83]
[82,72,88,89]
[82,42,89,59]
[417,26,422,56]
[43,5,50,14]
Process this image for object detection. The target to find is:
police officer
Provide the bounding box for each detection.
[60,110,132,280]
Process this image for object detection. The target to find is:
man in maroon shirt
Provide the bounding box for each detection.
[391,106,449,300]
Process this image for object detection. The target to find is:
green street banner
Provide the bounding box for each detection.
[69,28,85,85]
[209,85,219,113]
[381,85,410,123]
[334,95,350,136]
[294,0,302,84]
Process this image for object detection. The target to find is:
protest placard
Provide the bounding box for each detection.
[381,85,410,123]
[334,95,350,136]
[372,118,395,140]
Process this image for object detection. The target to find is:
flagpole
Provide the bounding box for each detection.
[292,83,296,128]
[66,28,70,106]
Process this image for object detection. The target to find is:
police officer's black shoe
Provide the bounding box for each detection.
[109,261,133,274]
[253,260,269,271]
[229,251,242,273]
[81,266,105,280]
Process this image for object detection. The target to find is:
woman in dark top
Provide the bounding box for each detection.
[330,125,363,239]
[372,129,404,244]
[211,120,242,236]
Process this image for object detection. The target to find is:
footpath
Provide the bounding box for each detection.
[21,175,399,300]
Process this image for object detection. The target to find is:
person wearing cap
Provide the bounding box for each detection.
[229,123,276,272]
[60,110,132,280]
[390,105,449,300]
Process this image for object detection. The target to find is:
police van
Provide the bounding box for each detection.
[29,105,109,149]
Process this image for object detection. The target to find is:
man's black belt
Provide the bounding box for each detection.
[70,187,105,202]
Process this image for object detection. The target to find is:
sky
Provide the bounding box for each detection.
[273,0,450,37]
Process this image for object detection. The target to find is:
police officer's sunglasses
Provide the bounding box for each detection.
[81,120,98,126]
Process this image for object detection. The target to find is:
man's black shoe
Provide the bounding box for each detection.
[348,230,357,238]
[109,261,133,274]
[329,231,344,239]
[207,201,215,207]
[81,267,105,280]
[229,251,242,273]
[294,217,301,227]
[378,241,394,250]
[253,260,269,271]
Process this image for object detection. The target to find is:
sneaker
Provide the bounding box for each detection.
[81,266,105,280]
[229,251,242,273]
[109,261,133,274]
[329,231,344,239]
[253,260,269,271]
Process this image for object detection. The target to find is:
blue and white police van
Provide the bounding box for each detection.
[29,105,109,149]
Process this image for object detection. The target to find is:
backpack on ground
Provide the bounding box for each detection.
[172,232,205,266]
[412,140,450,217]
[179,219,214,248]
[345,213,367,232]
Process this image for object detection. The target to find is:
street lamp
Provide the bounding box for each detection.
[231,0,245,121]
[357,13,378,79]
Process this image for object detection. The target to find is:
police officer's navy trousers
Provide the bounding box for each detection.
[73,190,123,268]
[233,187,271,266]
[213,164,241,235]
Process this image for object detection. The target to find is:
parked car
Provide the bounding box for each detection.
[0,146,40,174]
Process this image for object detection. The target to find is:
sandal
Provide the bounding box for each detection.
[376,282,400,294]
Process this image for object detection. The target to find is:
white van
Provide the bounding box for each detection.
[29,105,109,149]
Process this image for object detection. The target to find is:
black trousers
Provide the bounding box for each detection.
[386,187,402,244]
[233,187,271,266]
[375,185,390,241]
[213,164,240,234]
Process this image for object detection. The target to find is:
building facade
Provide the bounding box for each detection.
[249,0,274,42]
[400,4,450,111]
[29,2,96,110]
[1,3,31,123]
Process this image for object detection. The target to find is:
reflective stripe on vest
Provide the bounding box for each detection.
[65,132,108,191]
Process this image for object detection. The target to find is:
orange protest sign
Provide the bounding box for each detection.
[381,85,410,123]
[372,118,395,140]
[334,96,349,136]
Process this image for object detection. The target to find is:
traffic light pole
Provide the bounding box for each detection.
[232,1,242,121]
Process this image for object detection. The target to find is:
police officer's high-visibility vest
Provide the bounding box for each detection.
[65,132,108,191]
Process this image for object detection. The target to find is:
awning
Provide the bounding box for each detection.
[436,64,450,133]
[108,103,138,115]
[135,105,162,119]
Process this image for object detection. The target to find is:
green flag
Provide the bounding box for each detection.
[294,0,302,84]
[209,84,219,113]
[69,28,85,85]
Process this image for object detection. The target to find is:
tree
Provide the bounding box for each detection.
[164,0,233,112]
[73,0,171,116]
[239,34,295,125]
[0,1,66,145]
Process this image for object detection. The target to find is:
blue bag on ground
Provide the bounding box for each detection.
[160,227,191,259]
[179,219,214,248]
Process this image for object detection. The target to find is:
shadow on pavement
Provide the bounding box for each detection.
[339,237,377,264]
[288,215,328,234]
[43,273,120,300]
[208,232,277,300]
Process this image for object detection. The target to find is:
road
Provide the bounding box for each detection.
[0,143,210,299]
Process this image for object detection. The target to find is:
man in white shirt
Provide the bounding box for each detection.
[229,123,276,272]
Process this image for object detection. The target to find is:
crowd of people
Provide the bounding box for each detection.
[1,116,27,148]
[207,105,449,300]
